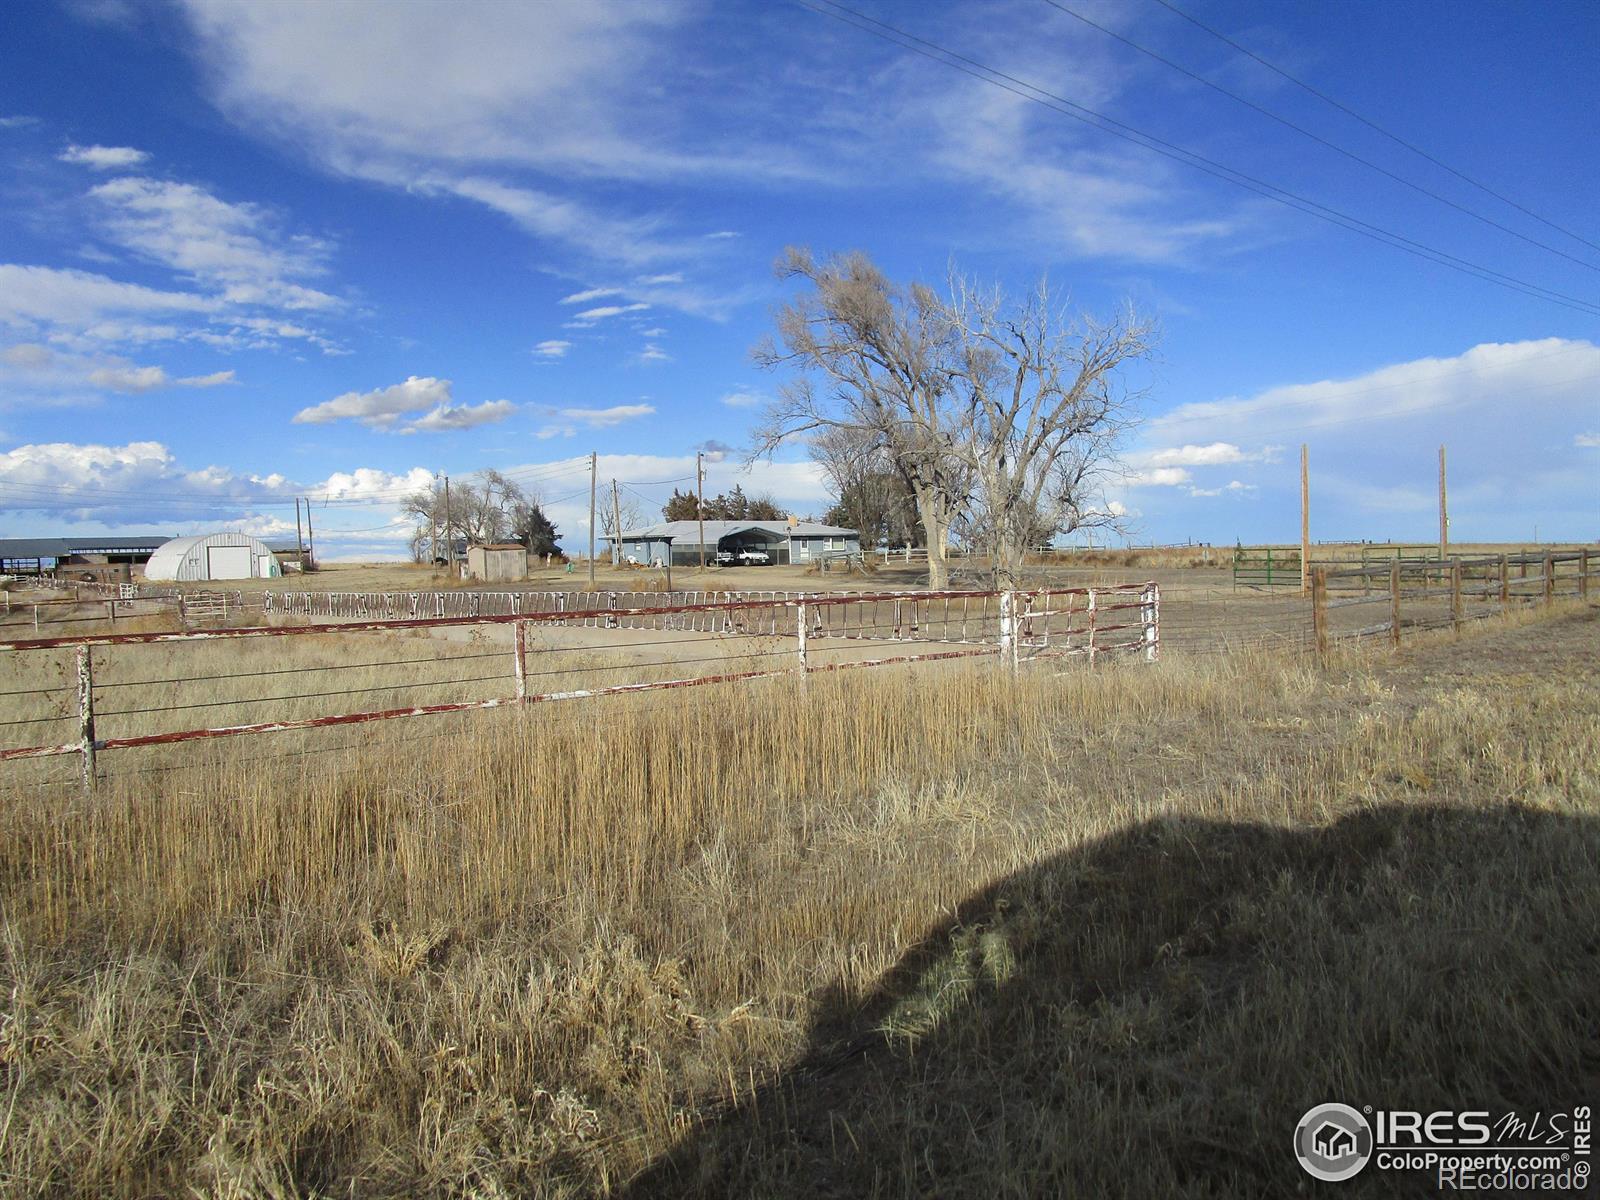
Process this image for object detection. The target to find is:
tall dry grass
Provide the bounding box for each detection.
[1,606,1596,1196]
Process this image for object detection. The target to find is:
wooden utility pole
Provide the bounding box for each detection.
[295,497,305,570]
[443,475,452,573]
[1300,444,1310,595]
[1438,444,1449,561]
[611,479,621,566]
[696,451,706,570]
[304,500,315,570]
[588,451,598,587]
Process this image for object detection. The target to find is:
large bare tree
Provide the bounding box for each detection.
[945,275,1155,584]
[754,248,1154,587]
[753,248,968,587]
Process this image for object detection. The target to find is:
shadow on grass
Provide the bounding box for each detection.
[627,803,1599,1198]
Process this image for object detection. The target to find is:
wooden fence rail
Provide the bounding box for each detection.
[1310,549,1594,663]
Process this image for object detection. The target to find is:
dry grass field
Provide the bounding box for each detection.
[1,599,1595,1196]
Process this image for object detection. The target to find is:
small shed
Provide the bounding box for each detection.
[465,543,528,582]
[144,532,283,581]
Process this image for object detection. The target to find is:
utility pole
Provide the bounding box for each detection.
[304,499,315,570]
[611,478,621,566]
[443,474,453,573]
[295,497,305,572]
[1300,443,1310,596]
[1438,444,1449,560]
[696,451,706,570]
[588,450,597,587]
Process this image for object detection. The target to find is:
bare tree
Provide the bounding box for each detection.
[945,275,1155,584]
[753,248,968,587]
[401,469,534,559]
[754,248,1155,588]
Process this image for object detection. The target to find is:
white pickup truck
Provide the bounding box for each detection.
[735,548,770,565]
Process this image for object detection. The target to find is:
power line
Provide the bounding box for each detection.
[1147,0,1600,256]
[1039,0,1600,274]
[796,0,1600,317]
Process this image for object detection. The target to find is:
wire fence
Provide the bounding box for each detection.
[0,583,1159,790]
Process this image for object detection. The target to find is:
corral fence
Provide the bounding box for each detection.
[1310,549,1594,662]
[0,583,1159,789]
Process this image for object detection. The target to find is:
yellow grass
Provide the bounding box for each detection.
[0,605,1595,1196]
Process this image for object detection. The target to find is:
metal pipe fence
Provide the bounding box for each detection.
[0,583,1158,789]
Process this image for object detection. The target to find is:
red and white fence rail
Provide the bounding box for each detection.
[0,584,1158,788]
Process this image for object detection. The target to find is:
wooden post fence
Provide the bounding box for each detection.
[1499,555,1509,606]
[1451,562,1463,632]
[1544,552,1555,606]
[1312,567,1329,665]
[1390,561,1402,649]
[77,646,95,791]
[1582,549,1590,601]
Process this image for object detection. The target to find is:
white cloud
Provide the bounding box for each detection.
[402,399,516,433]
[1150,339,1600,441]
[573,302,650,321]
[314,465,435,500]
[532,339,571,359]
[719,389,764,408]
[1577,432,1600,448]
[1,343,54,368]
[87,175,339,312]
[637,273,682,285]
[0,264,214,333]
[640,326,667,338]
[556,403,655,428]
[1226,480,1256,492]
[293,375,452,427]
[1142,442,1276,468]
[703,230,740,240]
[637,343,671,363]
[58,143,150,169]
[1124,466,1192,488]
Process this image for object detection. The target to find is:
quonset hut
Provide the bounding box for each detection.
[143,532,283,581]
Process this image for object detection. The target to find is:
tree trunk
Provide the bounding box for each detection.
[912,486,949,588]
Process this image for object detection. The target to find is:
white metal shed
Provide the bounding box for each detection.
[143,532,283,581]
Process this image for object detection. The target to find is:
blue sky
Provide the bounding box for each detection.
[1,0,1596,558]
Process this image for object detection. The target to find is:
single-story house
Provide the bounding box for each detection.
[607,520,860,567]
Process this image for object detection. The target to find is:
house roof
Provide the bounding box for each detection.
[612,520,856,543]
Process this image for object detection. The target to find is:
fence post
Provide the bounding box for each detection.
[796,600,808,672]
[1312,567,1328,666]
[512,621,528,703]
[1582,549,1590,601]
[1390,561,1402,648]
[1544,552,1555,606]
[1141,582,1160,662]
[77,646,96,791]
[1499,555,1509,606]
[1451,562,1463,632]
[1086,588,1097,665]
[998,590,1016,670]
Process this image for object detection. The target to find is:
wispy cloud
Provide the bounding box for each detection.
[719,388,764,408]
[556,403,654,428]
[533,339,571,359]
[87,364,235,392]
[1577,432,1600,448]
[558,286,623,306]
[637,343,670,364]
[401,399,516,433]
[573,302,650,321]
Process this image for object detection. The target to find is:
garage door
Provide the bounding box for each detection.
[206,545,253,579]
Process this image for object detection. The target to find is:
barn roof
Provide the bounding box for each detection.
[0,535,174,559]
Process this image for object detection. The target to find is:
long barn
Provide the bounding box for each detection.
[607,520,859,567]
